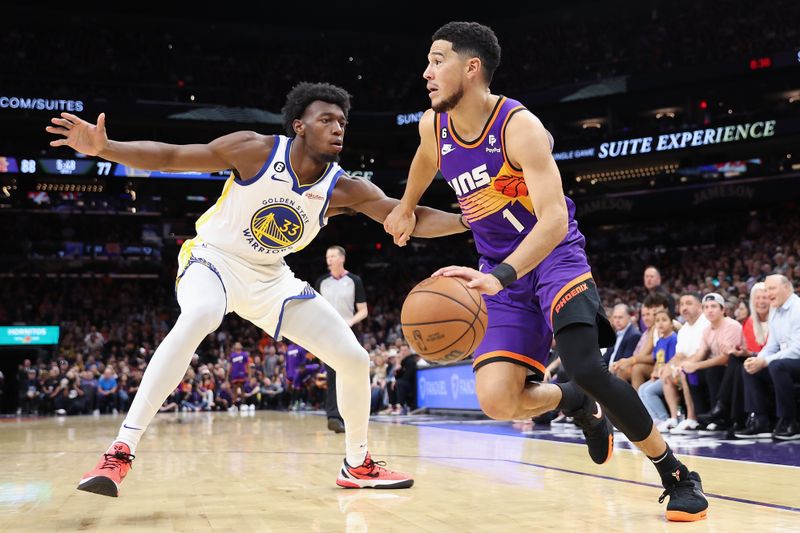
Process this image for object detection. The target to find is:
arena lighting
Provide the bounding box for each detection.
[699,100,708,109]
[35,183,104,193]
[576,163,679,184]
[582,122,602,129]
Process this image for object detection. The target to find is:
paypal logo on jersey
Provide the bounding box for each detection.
[446,164,491,196]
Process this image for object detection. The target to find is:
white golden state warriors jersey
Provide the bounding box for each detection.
[187,135,344,266]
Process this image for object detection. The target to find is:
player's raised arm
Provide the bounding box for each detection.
[497,111,569,278]
[46,112,266,174]
[328,175,468,238]
[383,109,440,245]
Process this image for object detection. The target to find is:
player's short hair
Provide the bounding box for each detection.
[327,245,346,258]
[432,21,501,84]
[281,82,352,137]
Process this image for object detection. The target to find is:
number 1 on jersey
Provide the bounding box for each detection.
[502,208,525,232]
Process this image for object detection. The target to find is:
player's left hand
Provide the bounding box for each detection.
[432,265,502,295]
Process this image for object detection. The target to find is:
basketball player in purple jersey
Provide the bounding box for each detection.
[384,22,707,521]
[228,342,250,408]
[285,342,320,408]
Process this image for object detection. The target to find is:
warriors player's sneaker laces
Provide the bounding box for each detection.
[77,442,134,497]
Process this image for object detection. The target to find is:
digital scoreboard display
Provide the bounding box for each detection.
[0,156,229,180]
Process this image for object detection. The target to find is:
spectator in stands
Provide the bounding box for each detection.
[242,376,260,411]
[643,266,676,318]
[198,369,216,410]
[737,275,800,440]
[638,310,678,431]
[228,342,250,410]
[370,353,388,414]
[215,381,234,412]
[79,369,99,415]
[97,367,119,414]
[612,293,669,388]
[604,303,641,367]
[678,293,741,429]
[710,282,770,435]
[20,368,40,415]
[395,345,418,414]
[54,370,86,416]
[734,300,750,324]
[180,381,205,412]
[661,292,709,434]
[84,326,105,352]
[262,367,287,409]
[39,366,61,415]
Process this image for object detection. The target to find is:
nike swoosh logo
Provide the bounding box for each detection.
[592,402,603,420]
[441,147,455,155]
[123,424,143,431]
[270,174,291,183]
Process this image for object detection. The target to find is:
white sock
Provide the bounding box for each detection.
[278,297,370,467]
[115,265,226,454]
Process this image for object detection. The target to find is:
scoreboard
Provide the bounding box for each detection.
[0,156,230,180]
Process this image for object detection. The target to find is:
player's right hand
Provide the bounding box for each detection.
[384,204,417,247]
[46,112,108,156]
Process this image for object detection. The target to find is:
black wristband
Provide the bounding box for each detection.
[490,262,517,289]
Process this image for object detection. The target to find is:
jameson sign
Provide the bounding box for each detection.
[554,120,778,161]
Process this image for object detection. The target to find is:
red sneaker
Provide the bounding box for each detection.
[336,452,414,489]
[77,442,135,497]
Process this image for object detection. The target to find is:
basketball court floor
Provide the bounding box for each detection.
[1,410,798,532]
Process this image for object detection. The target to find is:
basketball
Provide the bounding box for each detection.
[401,275,488,363]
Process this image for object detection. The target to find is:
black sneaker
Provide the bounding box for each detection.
[567,396,614,465]
[328,418,345,434]
[659,470,708,522]
[774,419,800,441]
[734,413,772,439]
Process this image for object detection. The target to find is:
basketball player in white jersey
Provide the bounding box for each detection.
[47,82,469,497]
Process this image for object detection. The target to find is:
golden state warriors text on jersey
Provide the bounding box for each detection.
[189,135,344,265]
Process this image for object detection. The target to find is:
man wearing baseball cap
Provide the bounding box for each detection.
[676,292,742,433]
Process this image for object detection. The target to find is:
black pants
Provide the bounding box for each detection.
[325,367,341,421]
[715,356,747,424]
[743,358,800,419]
[690,366,726,417]
[555,322,654,442]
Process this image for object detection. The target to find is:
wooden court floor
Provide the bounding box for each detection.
[1,411,798,532]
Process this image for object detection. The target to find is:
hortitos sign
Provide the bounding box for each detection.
[554,119,778,161]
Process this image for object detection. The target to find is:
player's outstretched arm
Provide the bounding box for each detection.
[384,110,439,245]
[327,175,467,238]
[46,112,265,173]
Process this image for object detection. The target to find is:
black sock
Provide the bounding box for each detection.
[649,445,690,487]
[556,382,586,412]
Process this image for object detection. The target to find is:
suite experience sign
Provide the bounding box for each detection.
[554,119,777,161]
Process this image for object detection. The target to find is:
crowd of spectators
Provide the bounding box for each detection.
[4,203,800,440]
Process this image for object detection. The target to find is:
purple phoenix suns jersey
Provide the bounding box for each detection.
[435,96,586,262]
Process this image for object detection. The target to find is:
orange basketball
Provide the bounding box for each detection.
[401,275,488,364]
